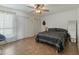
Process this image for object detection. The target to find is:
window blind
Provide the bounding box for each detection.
[0,11,16,39]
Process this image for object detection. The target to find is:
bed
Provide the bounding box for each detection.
[35,28,70,52]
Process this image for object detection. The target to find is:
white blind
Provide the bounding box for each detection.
[0,11,16,39]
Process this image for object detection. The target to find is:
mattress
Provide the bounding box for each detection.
[35,28,70,52]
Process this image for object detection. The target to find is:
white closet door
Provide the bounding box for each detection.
[68,20,77,43]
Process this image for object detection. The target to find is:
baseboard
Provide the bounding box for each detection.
[22,36,34,40]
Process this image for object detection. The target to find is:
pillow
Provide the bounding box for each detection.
[48,28,68,32]
[48,28,57,32]
[55,28,68,32]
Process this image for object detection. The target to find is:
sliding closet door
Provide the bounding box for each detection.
[68,20,77,43]
[0,11,17,43]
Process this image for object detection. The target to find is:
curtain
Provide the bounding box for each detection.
[0,11,16,39]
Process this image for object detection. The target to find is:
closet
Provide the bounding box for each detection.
[68,20,77,43]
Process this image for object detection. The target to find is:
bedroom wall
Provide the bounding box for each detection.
[0,5,41,42]
[77,7,79,51]
[41,9,77,30]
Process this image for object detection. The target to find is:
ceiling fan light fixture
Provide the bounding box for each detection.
[26,4,49,13]
[35,10,41,13]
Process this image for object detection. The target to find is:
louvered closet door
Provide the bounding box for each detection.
[0,11,17,43]
[68,20,77,43]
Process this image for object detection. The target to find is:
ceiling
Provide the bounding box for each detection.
[0,4,78,14]
[46,4,78,13]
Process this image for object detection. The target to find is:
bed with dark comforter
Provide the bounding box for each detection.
[35,28,70,52]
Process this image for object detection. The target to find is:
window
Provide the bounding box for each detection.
[0,11,16,39]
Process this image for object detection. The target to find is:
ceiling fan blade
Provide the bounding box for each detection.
[26,6,34,9]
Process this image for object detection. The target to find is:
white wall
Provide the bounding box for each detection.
[77,7,79,50]
[41,9,77,30]
[0,5,41,41]
[32,14,41,34]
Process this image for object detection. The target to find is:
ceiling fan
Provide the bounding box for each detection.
[26,4,49,13]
